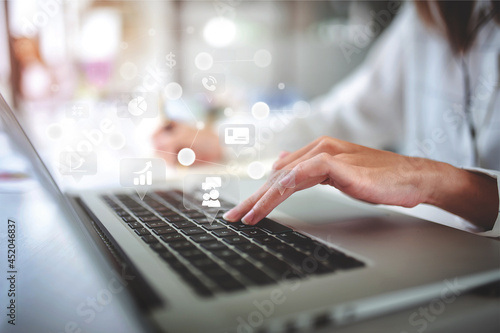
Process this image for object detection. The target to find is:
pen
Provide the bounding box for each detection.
[159,90,175,131]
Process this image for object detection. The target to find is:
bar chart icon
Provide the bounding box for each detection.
[133,171,152,185]
[120,158,166,200]
[120,158,165,187]
[132,161,153,185]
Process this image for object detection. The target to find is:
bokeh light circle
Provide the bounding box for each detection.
[254,49,272,68]
[195,52,214,71]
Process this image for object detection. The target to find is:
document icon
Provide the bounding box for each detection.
[225,127,250,145]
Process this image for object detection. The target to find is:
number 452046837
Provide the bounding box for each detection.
[7,219,16,270]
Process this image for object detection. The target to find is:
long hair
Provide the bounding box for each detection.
[415,0,500,54]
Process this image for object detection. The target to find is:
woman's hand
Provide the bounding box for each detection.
[152,121,222,165]
[223,136,498,230]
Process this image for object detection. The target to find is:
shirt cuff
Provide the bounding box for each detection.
[465,167,500,238]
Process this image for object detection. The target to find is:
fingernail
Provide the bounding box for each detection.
[278,173,292,187]
[241,210,255,225]
[222,209,238,222]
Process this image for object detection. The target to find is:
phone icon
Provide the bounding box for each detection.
[202,76,217,92]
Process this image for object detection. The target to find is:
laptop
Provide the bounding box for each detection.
[1,92,499,333]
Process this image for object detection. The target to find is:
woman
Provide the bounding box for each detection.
[153,1,500,236]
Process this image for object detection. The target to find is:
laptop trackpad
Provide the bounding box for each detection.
[239,179,386,225]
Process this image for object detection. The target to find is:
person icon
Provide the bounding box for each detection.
[202,189,220,208]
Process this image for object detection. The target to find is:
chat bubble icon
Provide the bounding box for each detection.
[120,158,166,199]
[219,124,255,157]
[116,92,158,125]
[193,72,226,95]
[183,174,239,224]
[65,103,90,120]
[225,127,250,145]
[59,151,97,182]
[128,96,148,117]
[202,177,222,191]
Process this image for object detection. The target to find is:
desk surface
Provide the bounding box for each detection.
[0,183,148,333]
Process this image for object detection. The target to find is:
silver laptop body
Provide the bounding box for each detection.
[1,93,499,333]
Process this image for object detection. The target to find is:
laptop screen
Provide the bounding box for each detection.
[0,93,68,201]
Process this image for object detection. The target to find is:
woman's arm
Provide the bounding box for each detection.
[424,165,498,230]
[223,137,499,231]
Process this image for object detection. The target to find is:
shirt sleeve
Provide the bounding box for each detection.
[277,4,416,152]
[465,167,500,238]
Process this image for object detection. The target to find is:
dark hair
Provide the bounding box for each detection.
[415,0,500,54]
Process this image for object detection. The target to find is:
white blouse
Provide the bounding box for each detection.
[278,3,500,237]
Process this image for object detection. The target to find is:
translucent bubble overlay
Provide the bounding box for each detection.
[251,102,270,120]
[247,161,266,180]
[46,123,63,140]
[293,100,311,118]
[254,49,272,68]
[165,82,183,100]
[195,52,214,71]
[120,62,138,80]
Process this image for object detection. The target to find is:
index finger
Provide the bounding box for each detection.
[238,179,296,225]
[222,170,289,222]
[241,154,335,225]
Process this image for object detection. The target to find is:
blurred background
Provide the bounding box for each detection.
[0,0,401,188]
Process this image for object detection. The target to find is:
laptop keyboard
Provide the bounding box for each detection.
[102,190,365,297]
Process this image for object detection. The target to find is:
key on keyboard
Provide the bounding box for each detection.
[103,191,366,298]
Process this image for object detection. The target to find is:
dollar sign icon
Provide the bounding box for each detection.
[166,52,176,69]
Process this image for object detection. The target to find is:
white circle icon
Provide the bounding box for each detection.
[195,52,213,71]
[120,61,137,80]
[165,82,183,100]
[128,96,147,116]
[247,161,266,179]
[251,102,270,120]
[209,189,220,200]
[178,148,196,166]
